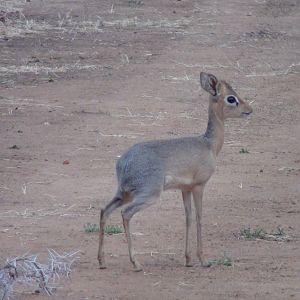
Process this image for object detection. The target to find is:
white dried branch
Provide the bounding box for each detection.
[0,205,81,218]
[161,73,196,82]
[174,61,241,71]
[0,64,103,75]
[110,3,114,14]
[98,131,144,139]
[1,97,64,109]
[245,63,300,77]
[111,106,166,120]
[0,249,79,300]
[136,251,176,256]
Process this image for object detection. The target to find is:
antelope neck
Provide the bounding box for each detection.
[204,101,225,156]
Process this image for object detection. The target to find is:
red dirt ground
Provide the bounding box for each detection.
[0,0,299,299]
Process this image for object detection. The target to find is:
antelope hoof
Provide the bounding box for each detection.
[99,264,107,269]
[198,261,210,268]
[98,257,106,269]
[202,263,211,268]
[133,262,143,272]
[200,259,207,267]
[185,255,193,267]
[185,262,194,267]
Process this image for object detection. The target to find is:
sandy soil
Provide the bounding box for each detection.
[0,0,299,299]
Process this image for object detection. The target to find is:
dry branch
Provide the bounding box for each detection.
[0,249,79,300]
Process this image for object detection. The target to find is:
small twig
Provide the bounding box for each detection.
[121,54,129,64]
[110,3,114,14]
[173,61,240,72]
[178,281,194,287]
[136,251,176,256]
[98,131,143,139]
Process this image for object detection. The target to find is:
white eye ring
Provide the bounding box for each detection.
[225,95,239,106]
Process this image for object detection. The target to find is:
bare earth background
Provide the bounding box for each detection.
[0,0,299,299]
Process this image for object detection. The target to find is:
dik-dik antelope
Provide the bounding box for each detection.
[98,72,253,271]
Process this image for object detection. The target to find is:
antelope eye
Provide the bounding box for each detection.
[225,95,239,106]
[227,96,236,103]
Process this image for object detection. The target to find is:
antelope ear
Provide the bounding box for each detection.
[200,72,219,96]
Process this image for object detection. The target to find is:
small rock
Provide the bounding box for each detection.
[9,145,20,149]
[28,56,40,63]
[63,160,70,165]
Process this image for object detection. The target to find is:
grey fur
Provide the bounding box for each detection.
[98,72,253,271]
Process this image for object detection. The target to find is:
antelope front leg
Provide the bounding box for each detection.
[192,185,205,266]
[182,191,193,267]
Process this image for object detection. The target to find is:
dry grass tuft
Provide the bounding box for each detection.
[0,63,103,76]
